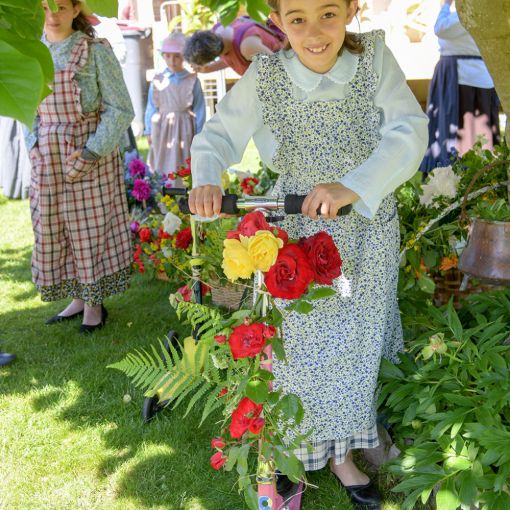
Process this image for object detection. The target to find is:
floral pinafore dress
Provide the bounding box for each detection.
[255,32,403,469]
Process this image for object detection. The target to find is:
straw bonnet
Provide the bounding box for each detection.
[160,32,187,54]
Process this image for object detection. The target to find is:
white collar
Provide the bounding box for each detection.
[278,49,359,92]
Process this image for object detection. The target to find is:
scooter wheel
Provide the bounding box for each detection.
[141,330,179,422]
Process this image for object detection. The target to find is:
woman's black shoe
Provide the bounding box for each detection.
[45,309,84,325]
[79,305,108,335]
[337,479,382,510]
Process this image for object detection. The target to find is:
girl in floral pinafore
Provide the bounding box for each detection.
[27,1,134,334]
[189,0,428,507]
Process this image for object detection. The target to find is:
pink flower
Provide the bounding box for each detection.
[132,179,152,202]
[177,285,192,302]
[129,158,147,178]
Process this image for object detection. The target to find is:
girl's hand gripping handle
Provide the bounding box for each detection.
[188,185,224,217]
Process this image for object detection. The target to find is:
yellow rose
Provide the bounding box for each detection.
[241,231,283,272]
[222,239,256,281]
[221,171,231,190]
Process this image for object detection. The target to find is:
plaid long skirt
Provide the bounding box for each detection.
[29,115,132,305]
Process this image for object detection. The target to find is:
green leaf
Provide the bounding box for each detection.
[290,300,313,314]
[0,38,47,124]
[417,274,435,294]
[303,287,336,300]
[271,336,286,361]
[86,0,118,17]
[244,483,258,510]
[446,299,463,338]
[458,471,478,506]
[245,379,269,404]
[435,478,460,510]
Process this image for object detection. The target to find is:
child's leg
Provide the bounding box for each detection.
[329,449,370,487]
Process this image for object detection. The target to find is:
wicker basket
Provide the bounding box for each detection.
[210,278,253,311]
[432,268,503,308]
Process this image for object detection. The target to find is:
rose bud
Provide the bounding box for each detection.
[210,451,227,470]
[211,437,226,449]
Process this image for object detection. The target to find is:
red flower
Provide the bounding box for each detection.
[168,172,177,180]
[158,226,172,240]
[201,283,210,296]
[263,325,276,339]
[211,437,226,449]
[265,244,315,299]
[139,228,152,243]
[227,212,288,245]
[210,451,227,470]
[229,397,263,439]
[175,227,192,249]
[249,417,265,435]
[229,323,266,360]
[240,176,259,195]
[300,232,342,285]
[177,285,192,302]
[214,335,227,345]
[177,167,191,178]
[218,387,228,398]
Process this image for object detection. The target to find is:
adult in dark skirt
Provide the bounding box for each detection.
[420,0,500,174]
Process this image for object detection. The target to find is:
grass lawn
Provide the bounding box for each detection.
[0,194,407,510]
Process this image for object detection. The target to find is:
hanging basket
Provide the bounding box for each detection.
[432,268,503,308]
[210,278,252,311]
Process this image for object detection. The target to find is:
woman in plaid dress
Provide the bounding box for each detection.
[27,0,134,334]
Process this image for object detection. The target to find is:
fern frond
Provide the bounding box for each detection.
[171,378,204,410]
[200,389,224,426]
[184,384,215,418]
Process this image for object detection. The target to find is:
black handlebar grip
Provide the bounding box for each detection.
[284,195,352,216]
[163,187,188,196]
[178,193,240,215]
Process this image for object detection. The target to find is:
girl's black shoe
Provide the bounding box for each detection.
[79,305,108,335]
[45,309,84,325]
[337,479,382,510]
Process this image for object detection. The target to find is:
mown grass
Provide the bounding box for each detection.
[0,197,407,509]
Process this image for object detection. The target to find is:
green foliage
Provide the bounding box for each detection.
[397,142,510,302]
[168,1,217,33]
[0,0,118,124]
[472,198,510,222]
[379,290,510,510]
[198,0,270,24]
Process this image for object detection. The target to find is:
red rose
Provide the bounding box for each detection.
[263,325,276,339]
[240,176,259,195]
[300,232,342,285]
[238,211,271,236]
[211,437,226,449]
[229,323,266,360]
[138,227,152,243]
[177,285,192,302]
[158,226,172,240]
[177,167,191,178]
[210,451,227,470]
[175,227,192,249]
[201,283,210,296]
[249,417,265,435]
[214,334,227,345]
[229,397,263,439]
[265,244,315,299]
[218,387,228,398]
[274,227,288,244]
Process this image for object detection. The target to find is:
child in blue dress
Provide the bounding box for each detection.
[189,1,428,507]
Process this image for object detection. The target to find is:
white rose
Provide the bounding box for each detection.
[163,212,182,235]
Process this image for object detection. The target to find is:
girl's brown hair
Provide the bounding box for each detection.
[71,0,96,38]
[267,0,363,55]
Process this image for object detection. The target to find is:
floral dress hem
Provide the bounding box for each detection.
[38,266,131,306]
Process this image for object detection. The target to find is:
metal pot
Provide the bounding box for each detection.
[458,218,510,283]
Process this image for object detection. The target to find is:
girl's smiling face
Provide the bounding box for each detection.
[270,0,358,74]
[42,0,80,42]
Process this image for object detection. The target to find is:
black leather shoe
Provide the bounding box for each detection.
[337,479,382,510]
[46,309,84,325]
[0,352,16,366]
[79,305,108,335]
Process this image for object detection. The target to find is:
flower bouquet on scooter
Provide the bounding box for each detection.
[109,210,343,509]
